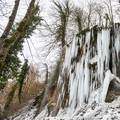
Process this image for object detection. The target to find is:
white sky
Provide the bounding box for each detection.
[0,0,119,72]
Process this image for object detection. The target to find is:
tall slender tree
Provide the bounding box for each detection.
[0,0,41,88]
[0,0,20,39]
[53,0,70,47]
[34,0,71,117]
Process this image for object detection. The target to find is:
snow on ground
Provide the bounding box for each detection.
[8,97,120,120]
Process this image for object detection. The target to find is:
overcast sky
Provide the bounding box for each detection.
[0,0,119,72]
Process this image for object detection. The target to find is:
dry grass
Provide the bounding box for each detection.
[0,64,44,116]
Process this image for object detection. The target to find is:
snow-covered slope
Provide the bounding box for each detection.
[9,97,120,120]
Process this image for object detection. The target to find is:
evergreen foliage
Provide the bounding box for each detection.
[0,4,41,89]
[17,59,29,103]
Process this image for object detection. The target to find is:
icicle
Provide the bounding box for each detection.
[77,57,84,106]
[115,29,120,60]
[84,32,90,102]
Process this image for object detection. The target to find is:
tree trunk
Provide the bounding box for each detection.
[0,0,37,69]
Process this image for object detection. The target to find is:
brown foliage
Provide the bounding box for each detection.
[0,65,44,117]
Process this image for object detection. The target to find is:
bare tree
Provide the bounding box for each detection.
[72,7,87,32]
[85,1,105,28]
[53,0,71,47]
[94,3,104,26]
[103,0,114,27]
[0,0,9,17]
[33,1,72,117]
[0,0,40,71]
[34,63,49,117]
[87,1,95,28]
[0,0,21,39]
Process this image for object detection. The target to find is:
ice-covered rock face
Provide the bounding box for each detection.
[56,24,120,113]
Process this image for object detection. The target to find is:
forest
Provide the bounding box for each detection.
[0,0,120,120]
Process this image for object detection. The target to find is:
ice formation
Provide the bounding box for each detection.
[55,24,120,115]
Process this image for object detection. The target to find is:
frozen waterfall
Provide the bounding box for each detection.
[56,24,120,115]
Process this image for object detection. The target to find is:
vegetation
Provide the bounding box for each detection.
[53,0,71,47]
[0,0,120,118]
[0,0,41,89]
[0,0,42,116]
